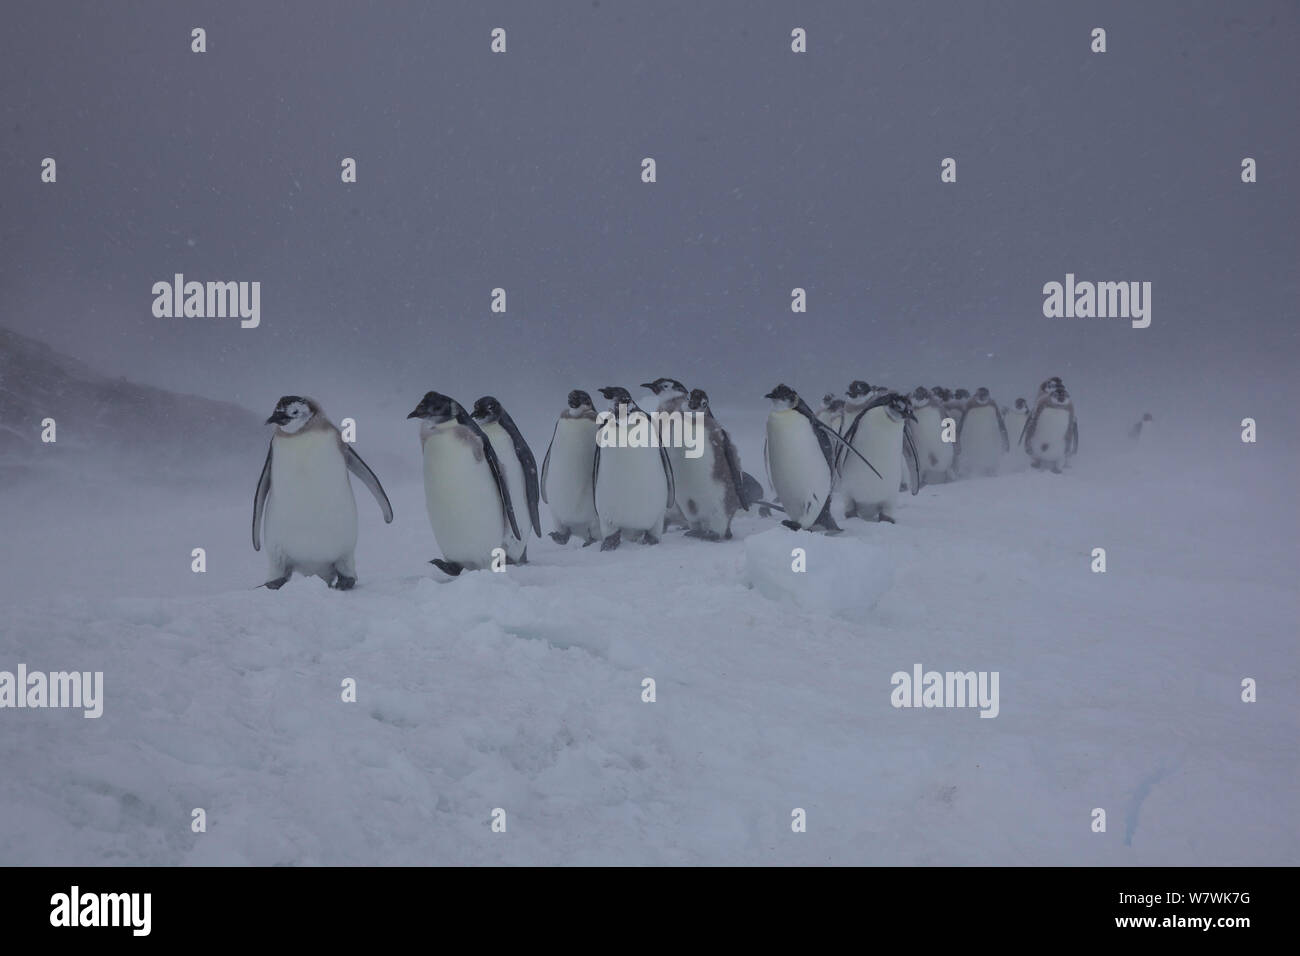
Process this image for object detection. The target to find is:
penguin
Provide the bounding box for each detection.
[642,377,690,529]
[763,384,882,532]
[592,386,675,550]
[471,396,542,564]
[1004,398,1031,455]
[1030,378,1076,465]
[252,395,393,590]
[838,391,921,523]
[816,394,846,435]
[540,389,602,546]
[943,388,970,436]
[843,380,875,424]
[909,386,955,484]
[1023,385,1077,473]
[955,387,1010,477]
[1128,412,1153,441]
[674,387,750,540]
[407,391,521,576]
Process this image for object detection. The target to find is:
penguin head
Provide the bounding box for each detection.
[471,396,503,425]
[821,393,836,407]
[1014,397,1029,411]
[883,393,917,424]
[266,396,319,433]
[407,391,460,424]
[566,389,593,410]
[973,387,992,403]
[846,380,872,399]
[1047,386,1071,406]
[911,386,932,404]
[687,388,710,411]
[1039,376,1064,394]
[598,386,633,409]
[1142,412,1153,422]
[828,398,845,412]
[764,384,798,409]
[954,388,971,401]
[640,377,687,397]
[931,386,951,402]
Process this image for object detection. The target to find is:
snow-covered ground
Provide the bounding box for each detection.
[2,402,1295,866]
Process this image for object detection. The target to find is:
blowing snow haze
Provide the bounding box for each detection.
[0,1,1297,870]
[1,0,1297,419]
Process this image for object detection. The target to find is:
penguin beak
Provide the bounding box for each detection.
[406,407,423,420]
[639,383,656,392]
[266,411,290,425]
[763,390,777,400]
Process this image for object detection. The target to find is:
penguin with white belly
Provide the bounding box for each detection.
[910,386,955,484]
[253,396,393,590]
[838,391,921,523]
[1023,385,1077,473]
[675,388,751,540]
[956,387,1010,477]
[1004,398,1031,456]
[471,396,542,564]
[763,384,883,533]
[407,391,521,576]
[541,390,602,546]
[593,386,676,550]
[816,394,846,435]
[642,377,690,529]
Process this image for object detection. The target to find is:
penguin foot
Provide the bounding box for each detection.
[781,519,803,532]
[684,529,721,542]
[844,502,858,519]
[581,536,598,547]
[430,559,463,577]
[505,551,528,566]
[599,532,621,552]
[332,575,356,591]
[640,531,660,545]
[549,530,571,545]
[876,514,896,524]
[263,575,290,590]
[1050,464,1063,475]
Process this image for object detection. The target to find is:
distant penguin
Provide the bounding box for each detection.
[540,390,601,546]
[1004,398,1031,454]
[956,387,1009,477]
[471,396,542,564]
[407,391,521,576]
[675,388,750,540]
[1023,385,1077,473]
[943,388,970,436]
[593,386,676,550]
[816,393,846,435]
[253,395,393,590]
[838,391,921,523]
[1128,412,1153,441]
[763,384,881,532]
[910,386,954,484]
[642,377,690,529]
[843,380,875,423]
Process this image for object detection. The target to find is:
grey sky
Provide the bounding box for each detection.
[2,0,1296,423]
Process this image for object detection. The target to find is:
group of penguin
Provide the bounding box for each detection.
[249,376,1078,590]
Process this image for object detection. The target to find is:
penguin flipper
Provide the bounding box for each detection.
[659,445,676,509]
[1066,417,1079,457]
[343,445,394,523]
[498,409,543,537]
[252,441,273,551]
[540,421,558,505]
[465,415,521,541]
[720,429,748,509]
[741,471,766,512]
[994,404,1010,453]
[902,422,922,495]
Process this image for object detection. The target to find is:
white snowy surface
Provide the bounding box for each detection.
[0,416,1297,866]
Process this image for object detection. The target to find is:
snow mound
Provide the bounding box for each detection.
[743,527,893,617]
